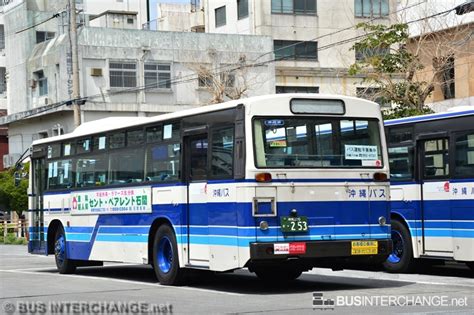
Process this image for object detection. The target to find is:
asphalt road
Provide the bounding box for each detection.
[0,245,473,314]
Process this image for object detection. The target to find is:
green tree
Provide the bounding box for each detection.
[349,22,435,119]
[0,164,29,218]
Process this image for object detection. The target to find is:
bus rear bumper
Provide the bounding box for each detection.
[249,239,392,264]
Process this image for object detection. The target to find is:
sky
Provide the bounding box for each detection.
[150,0,191,21]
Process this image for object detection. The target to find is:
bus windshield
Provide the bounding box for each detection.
[254,117,382,168]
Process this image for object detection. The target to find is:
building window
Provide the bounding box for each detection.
[271,0,317,15]
[215,6,226,27]
[34,70,48,96]
[276,86,319,93]
[441,56,455,100]
[0,25,4,49]
[145,63,171,89]
[355,0,389,18]
[355,46,389,61]
[274,40,318,61]
[36,31,55,44]
[198,73,234,87]
[0,67,6,94]
[109,62,137,88]
[237,0,249,19]
[356,87,389,107]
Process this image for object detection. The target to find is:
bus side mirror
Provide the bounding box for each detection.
[14,172,21,187]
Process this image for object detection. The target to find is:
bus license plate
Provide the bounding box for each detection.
[351,241,378,255]
[280,216,308,232]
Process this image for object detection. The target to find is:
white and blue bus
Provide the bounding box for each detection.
[28,94,392,284]
[385,108,474,272]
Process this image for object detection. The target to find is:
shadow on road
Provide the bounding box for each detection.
[37,264,412,295]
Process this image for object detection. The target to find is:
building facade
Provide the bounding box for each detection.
[0,0,275,163]
[0,1,9,169]
[407,22,473,112]
[158,0,397,99]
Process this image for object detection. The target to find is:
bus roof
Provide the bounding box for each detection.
[384,107,474,127]
[32,93,380,146]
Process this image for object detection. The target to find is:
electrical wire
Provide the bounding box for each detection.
[3,1,461,123]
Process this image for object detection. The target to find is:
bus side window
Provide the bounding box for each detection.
[145,143,181,182]
[108,149,144,185]
[388,146,414,181]
[454,131,474,178]
[210,127,234,178]
[47,159,73,190]
[76,155,107,187]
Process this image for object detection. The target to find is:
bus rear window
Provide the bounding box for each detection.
[254,117,382,168]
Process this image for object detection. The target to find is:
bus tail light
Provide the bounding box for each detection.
[255,172,272,182]
[373,172,388,181]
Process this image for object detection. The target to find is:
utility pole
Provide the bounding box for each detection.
[70,0,82,127]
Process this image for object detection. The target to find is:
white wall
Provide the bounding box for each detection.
[83,0,148,28]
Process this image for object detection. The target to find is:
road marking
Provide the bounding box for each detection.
[0,269,244,296]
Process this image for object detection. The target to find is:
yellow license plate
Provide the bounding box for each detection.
[351,240,378,255]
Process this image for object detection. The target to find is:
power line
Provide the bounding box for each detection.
[256,0,428,61]
[4,1,460,123]
[15,13,61,34]
[86,4,452,102]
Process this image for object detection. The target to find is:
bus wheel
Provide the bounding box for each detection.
[152,224,185,285]
[255,267,302,283]
[383,220,415,273]
[54,227,76,274]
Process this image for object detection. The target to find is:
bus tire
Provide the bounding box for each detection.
[54,227,76,274]
[383,219,415,273]
[255,267,302,283]
[152,224,185,285]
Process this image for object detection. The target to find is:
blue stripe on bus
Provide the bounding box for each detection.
[384,110,474,126]
[65,226,94,233]
[95,234,148,243]
[61,224,389,238]
[406,221,474,229]
[408,228,474,238]
[391,200,474,221]
[98,226,150,234]
[66,233,92,242]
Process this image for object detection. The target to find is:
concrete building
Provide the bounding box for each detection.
[0,1,275,163]
[0,1,9,170]
[157,0,397,100]
[406,22,474,112]
[398,0,473,112]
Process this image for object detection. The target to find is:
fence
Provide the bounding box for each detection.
[2,219,28,243]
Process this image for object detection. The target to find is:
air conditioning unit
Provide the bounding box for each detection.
[90,68,103,76]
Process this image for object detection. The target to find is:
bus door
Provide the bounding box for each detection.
[29,157,46,254]
[418,136,453,255]
[184,132,210,267]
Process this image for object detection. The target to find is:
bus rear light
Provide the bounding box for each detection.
[255,172,272,182]
[373,172,388,181]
